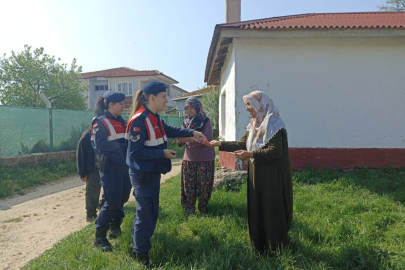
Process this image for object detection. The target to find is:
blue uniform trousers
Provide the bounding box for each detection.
[95,164,131,229]
[130,169,161,254]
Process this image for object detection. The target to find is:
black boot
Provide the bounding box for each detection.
[132,251,151,267]
[93,227,112,252]
[108,218,123,239]
[86,213,97,222]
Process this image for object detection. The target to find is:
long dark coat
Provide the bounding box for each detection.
[219,129,293,252]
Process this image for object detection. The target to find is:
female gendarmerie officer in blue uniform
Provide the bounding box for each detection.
[126,81,206,266]
[91,91,132,252]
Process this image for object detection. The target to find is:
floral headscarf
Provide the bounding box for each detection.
[243,91,286,152]
[182,98,209,131]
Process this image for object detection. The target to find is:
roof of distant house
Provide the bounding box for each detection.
[172,86,216,100]
[81,67,179,83]
[172,84,188,94]
[205,12,405,84]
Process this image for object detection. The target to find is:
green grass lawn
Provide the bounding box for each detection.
[0,160,77,198]
[24,167,405,269]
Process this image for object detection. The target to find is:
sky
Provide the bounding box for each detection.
[0,0,385,92]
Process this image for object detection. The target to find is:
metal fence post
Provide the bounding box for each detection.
[49,108,54,149]
[39,91,53,149]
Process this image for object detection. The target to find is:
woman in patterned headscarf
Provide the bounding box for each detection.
[177,97,215,215]
[206,91,293,253]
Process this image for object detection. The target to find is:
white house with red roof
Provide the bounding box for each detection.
[206,1,405,169]
[81,67,187,110]
[172,86,216,114]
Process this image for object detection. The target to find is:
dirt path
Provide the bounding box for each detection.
[0,163,182,270]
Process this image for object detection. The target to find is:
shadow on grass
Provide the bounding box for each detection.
[207,196,248,218]
[149,227,259,269]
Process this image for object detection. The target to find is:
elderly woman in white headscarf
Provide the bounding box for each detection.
[206,91,293,253]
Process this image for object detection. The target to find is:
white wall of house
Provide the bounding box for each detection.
[107,77,142,94]
[219,43,237,141]
[171,86,185,97]
[175,99,187,111]
[220,36,405,148]
[85,77,109,109]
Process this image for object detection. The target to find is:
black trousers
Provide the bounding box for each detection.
[86,173,102,216]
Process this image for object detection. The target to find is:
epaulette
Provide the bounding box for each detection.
[91,115,106,126]
[138,110,149,120]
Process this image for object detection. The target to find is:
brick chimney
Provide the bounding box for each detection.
[225,0,241,23]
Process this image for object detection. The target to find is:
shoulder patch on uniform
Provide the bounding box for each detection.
[129,134,140,142]
[133,127,141,132]
[140,110,149,118]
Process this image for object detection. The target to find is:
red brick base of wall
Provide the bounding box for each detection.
[219,151,248,171]
[220,148,405,171]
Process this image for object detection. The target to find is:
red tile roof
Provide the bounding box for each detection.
[219,12,405,30]
[172,86,216,100]
[205,12,405,84]
[81,67,178,83]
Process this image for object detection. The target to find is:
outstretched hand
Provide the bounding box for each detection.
[192,131,207,144]
[177,137,194,144]
[234,150,253,160]
[183,137,194,143]
[205,140,221,148]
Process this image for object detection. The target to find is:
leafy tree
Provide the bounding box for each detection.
[0,45,87,110]
[201,85,219,131]
[378,0,405,11]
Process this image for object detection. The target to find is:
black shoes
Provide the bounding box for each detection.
[93,219,123,252]
[108,218,123,239]
[93,227,112,252]
[86,213,97,222]
[132,251,151,268]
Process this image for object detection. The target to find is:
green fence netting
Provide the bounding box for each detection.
[0,106,184,157]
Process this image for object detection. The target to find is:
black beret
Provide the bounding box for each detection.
[102,91,125,102]
[142,81,167,95]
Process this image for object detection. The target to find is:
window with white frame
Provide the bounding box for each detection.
[117,82,133,96]
[95,85,108,91]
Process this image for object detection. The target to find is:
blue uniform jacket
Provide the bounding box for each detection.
[126,108,194,174]
[91,112,127,165]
